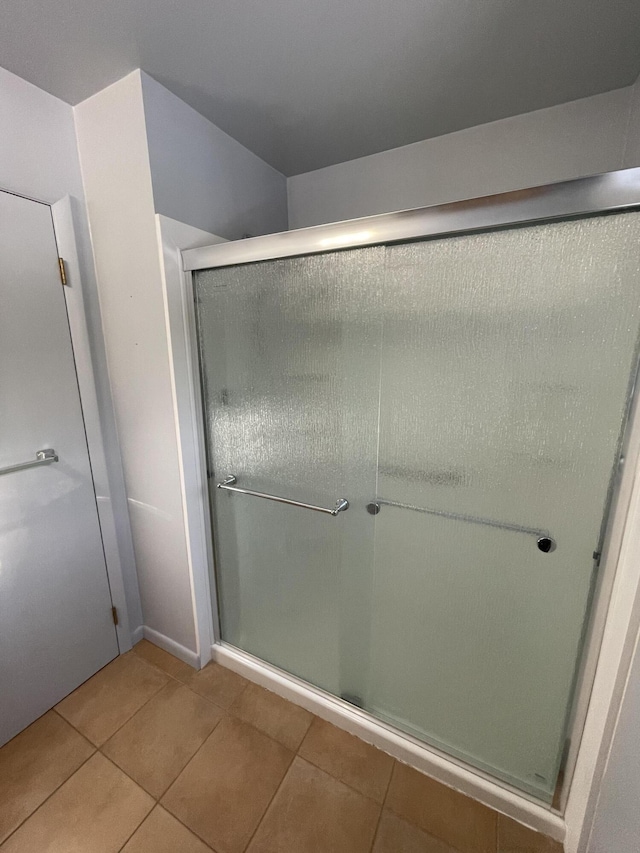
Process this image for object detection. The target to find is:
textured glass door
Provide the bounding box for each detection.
[368,212,640,800]
[194,209,640,803]
[194,249,383,698]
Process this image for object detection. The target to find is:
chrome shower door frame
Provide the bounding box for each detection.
[182,168,640,849]
[184,168,640,271]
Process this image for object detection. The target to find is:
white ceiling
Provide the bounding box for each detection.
[2,0,640,176]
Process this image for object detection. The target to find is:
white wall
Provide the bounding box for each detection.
[75,71,199,658]
[288,85,638,228]
[141,72,288,240]
[0,64,142,641]
[0,65,88,204]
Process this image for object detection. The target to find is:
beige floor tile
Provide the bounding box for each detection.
[162,715,292,853]
[298,716,394,802]
[373,810,459,853]
[133,639,196,682]
[55,653,168,745]
[230,682,313,750]
[386,762,497,853]
[247,757,381,853]
[0,711,95,844]
[186,661,248,709]
[498,816,564,852]
[102,680,222,797]
[0,752,153,853]
[121,806,212,853]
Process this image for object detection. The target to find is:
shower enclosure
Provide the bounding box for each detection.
[185,170,640,806]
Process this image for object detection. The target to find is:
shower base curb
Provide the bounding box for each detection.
[212,641,565,843]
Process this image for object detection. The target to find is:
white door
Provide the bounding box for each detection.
[0,190,119,745]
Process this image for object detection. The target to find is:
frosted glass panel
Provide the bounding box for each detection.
[194,249,383,696]
[370,212,640,799]
[194,209,640,803]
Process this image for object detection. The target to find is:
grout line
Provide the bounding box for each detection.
[115,815,147,853]
[0,651,207,849]
[46,647,431,851]
[368,758,396,852]
[88,652,236,801]
[92,684,228,799]
[131,645,191,685]
[154,804,219,851]
[156,718,297,853]
[235,706,392,808]
[381,758,397,810]
[295,749,390,806]
[239,749,299,852]
[226,705,312,750]
[51,707,97,750]
[54,654,171,748]
[133,650,234,714]
[186,682,247,713]
[82,650,463,850]
[368,809,385,851]
[4,646,488,853]
[0,748,97,847]
[93,680,169,747]
[152,713,225,802]
[109,768,158,853]
[178,660,393,813]
[379,760,496,853]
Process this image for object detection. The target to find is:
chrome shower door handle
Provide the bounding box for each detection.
[217,475,349,517]
[369,497,556,551]
[0,448,58,476]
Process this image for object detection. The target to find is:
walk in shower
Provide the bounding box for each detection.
[185,170,640,806]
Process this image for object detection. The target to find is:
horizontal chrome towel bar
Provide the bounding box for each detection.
[217,475,349,516]
[369,498,556,552]
[0,448,58,477]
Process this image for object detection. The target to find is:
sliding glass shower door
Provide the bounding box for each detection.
[194,249,383,697]
[194,209,640,802]
[369,214,640,798]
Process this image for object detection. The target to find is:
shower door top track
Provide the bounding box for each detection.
[183,167,640,272]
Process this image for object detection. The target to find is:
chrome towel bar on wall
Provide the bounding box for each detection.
[217,475,349,517]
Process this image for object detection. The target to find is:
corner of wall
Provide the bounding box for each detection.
[74,70,198,654]
[622,74,640,168]
[139,70,288,238]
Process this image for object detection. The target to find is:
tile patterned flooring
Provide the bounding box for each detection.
[0,641,564,853]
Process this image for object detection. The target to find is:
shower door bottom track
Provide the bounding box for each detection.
[211,641,565,844]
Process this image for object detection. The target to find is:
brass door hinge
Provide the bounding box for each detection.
[58,257,67,286]
[111,606,119,626]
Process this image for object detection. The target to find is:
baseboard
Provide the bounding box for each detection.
[136,626,200,669]
[212,642,566,844]
[131,625,144,646]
